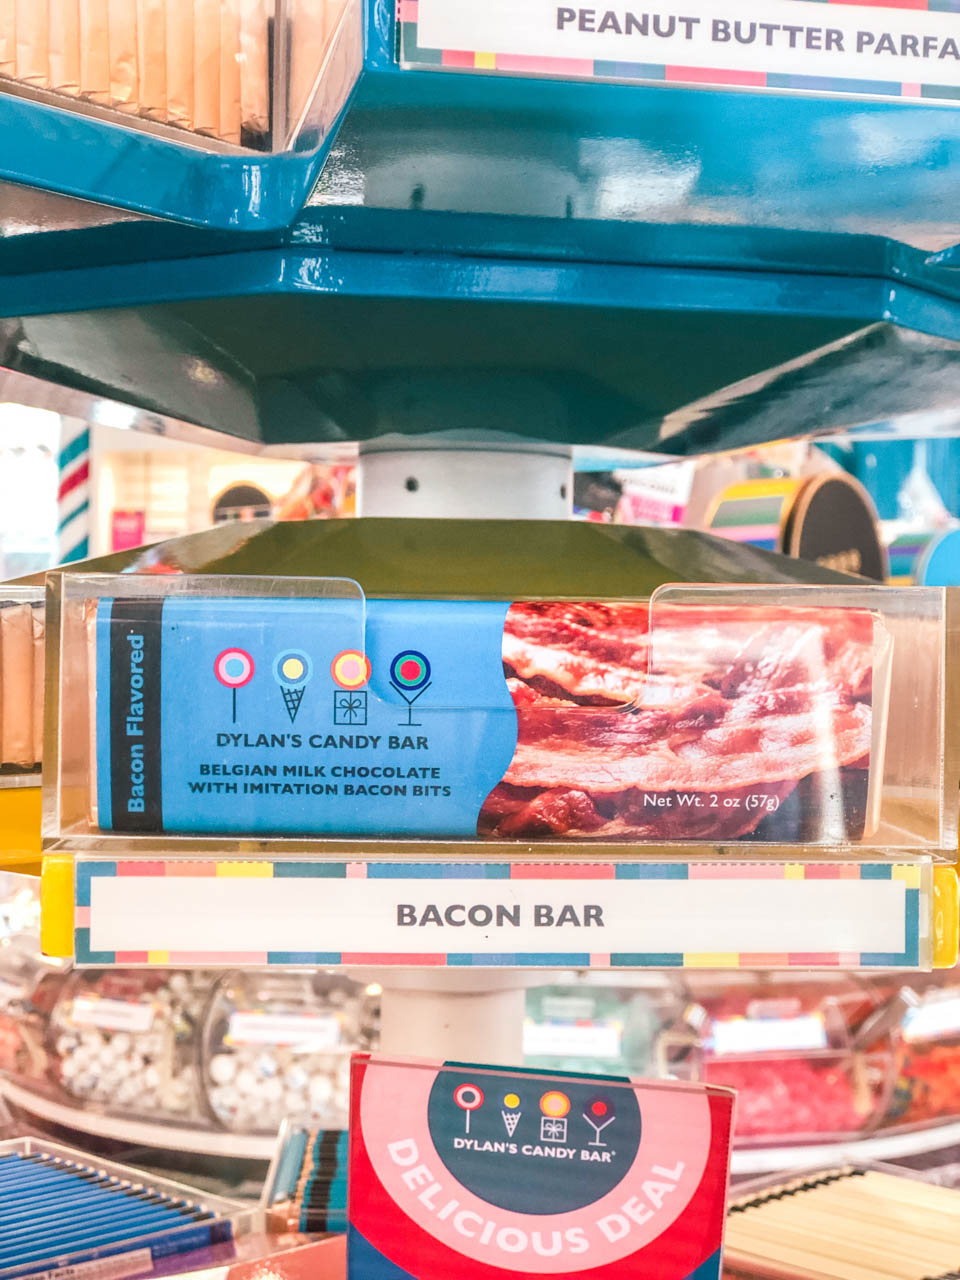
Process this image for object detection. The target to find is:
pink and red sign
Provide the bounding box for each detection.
[348,1054,733,1279]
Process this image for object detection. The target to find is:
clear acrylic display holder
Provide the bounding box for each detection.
[0,0,363,154]
[0,586,44,790]
[44,574,959,857]
[44,572,366,848]
[647,584,955,853]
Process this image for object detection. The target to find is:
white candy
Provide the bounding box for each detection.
[235,1068,257,1096]
[116,1078,140,1104]
[209,1054,236,1085]
[211,1084,240,1115]
[254,1052,278,1079]
[111,1032,132,1056]
[261,1077,284,1103]
[286,1065,309,1093]
[309,1075,334,1108]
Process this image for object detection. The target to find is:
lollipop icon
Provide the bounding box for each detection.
[453,1082,484,1135]
[274,650,313,723]
[214,648,254,723]
[389,650,432,726]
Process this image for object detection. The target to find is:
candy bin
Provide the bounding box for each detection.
[674,974,896,1147]
[0,933,67,1084]
[48,969,212,1124]
[523,976,682,1077]
[884,976,960,1130]
[200,971,378,1134]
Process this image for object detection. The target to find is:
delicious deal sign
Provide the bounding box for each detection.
[402,0,960,105]
[347,1054,734,1279]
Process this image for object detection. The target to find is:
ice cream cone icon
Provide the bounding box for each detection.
[501,1091,521,1136]
[282,685,305,722]
[274,651,312,723]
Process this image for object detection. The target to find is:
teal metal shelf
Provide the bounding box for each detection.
[0,1,955,453]
[0,0,954,265]
[0,242,957,453]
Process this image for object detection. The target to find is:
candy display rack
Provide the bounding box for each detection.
[2,1,960,1269]
[33,525,960,1070]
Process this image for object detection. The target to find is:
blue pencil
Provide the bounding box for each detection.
[0,1176,145,1213]
[0,1208,215,1267]
[1,1194,199,1240]
[0,1204,205,1255]
[3,1220,225,1277]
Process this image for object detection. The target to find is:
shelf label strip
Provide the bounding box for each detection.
[60,859,926,969]
[403,0,960,109]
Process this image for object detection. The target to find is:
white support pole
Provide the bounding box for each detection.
[354,438,572,1061]
[357,439,573,519]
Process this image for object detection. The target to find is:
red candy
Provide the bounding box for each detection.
[704,1056,864,1140]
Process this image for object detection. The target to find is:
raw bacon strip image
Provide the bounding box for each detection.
[480,601,877,842]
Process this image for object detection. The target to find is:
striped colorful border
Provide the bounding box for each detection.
[73,859,921,969]
[398,0,960,102]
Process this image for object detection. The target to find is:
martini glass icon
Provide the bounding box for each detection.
[389,650,432,726]
[583,1098,616,1146]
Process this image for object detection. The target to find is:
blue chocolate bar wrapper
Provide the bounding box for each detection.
[96,596,517,837]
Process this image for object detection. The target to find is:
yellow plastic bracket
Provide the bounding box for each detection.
[0,786,41,866]
[40,855,75,959]
[933,864,960,968]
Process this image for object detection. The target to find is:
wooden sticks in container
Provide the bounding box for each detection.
[726,1167,960,1280]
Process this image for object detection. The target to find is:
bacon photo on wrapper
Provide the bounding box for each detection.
[479,602,881,843]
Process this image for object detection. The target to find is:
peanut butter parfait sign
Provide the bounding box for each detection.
[347,1054,734,1279]
[402,0,960,106]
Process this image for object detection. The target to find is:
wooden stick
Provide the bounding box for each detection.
[727,1168,960,1280]
[793,1186,960,1246]
[726,1233,910,1280]
[730,1206,958,1275]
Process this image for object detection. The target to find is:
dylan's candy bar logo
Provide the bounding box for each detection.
[427,1074,641,1215]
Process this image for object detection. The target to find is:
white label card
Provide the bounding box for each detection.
[227,1012,342,1050]
[411,0,960,100]
[85,870,911,962]
[70,997,155,1033]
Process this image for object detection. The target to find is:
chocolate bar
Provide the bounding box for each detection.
[91,593,887,843]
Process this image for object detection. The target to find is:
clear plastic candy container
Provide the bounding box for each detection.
[677,974,895,1147]
[200,971,377,1134]
[0,935,66,1083]
[523,977,682,1078]
[49,969,211,1123]
[885,976,960,1129]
